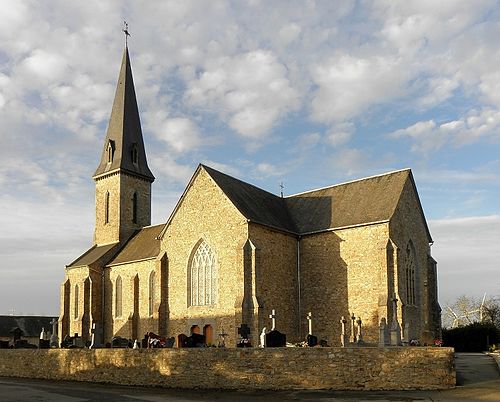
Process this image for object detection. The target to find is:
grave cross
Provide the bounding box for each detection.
[238,324,251,339]
[49,318,59,348]
[269,309,276,331]
[350,313,356,343]
[307,312,313,335]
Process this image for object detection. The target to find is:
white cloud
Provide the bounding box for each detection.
[185,50,299,139]
[389,108,500,153]
[326,122,354,147]
[429,215,500,303]
[156,117,202,154]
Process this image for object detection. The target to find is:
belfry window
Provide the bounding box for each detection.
[132,192,138,224]
[105,191,110,224]
[107,140,115,163]
[131,144,138,165]
[149,271,156,316]
[74,284,79,319]
[189,240,217,306]
[115,275,122,318]
[405,242,416,306]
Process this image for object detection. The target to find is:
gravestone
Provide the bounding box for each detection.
[50,318,59,348]
[306,334,318,347]
[177,333,188,348]
[259,327,267,348]
[237,323,251,347]
[305,312,318,346]
[89,323,103,349]
[218,330,228,348]
[111,336,130,348]
[266,330,286,347]
[269,310,276,331]
[164,337,175,348]
[133,339,140,349]
[349,313,356,343]
[356,317,364,343]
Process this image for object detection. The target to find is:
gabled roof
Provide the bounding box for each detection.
[286,169,410,234]
[202,165,297,233]
[67,242,119,268]
[93,47,154,182]
[0,315,56,338]
[107,224,164,266]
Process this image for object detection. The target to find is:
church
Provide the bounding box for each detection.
[59,46,441,347]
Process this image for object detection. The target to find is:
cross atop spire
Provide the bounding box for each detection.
[123,21,131,46]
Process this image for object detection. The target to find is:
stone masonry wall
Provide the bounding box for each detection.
[0,347,455,390]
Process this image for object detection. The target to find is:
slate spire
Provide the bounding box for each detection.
[93,46,154,182]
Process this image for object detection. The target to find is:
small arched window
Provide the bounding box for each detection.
[189,240,217,306]
[107,140,115,163]
[105,191,110,224]
[132,192,138,224]
[149,271,156,316]
[115,275,122,318]
[405,242,416,305]
[74,284,79,319]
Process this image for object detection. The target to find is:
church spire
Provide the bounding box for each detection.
[93,46,154,182]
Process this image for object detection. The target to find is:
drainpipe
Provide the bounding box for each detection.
[297,236,302,339]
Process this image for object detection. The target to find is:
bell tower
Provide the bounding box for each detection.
[92,46,155,245]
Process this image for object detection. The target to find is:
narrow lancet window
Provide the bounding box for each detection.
[74,284,79,319]
[189,240,217,306]
[131,144,138,165]
[132,192,138,224]
[115,275,122,318]
[105,191,110,224]
[405,242,416,305]
[149,271,156,316]
[107,140,115,163]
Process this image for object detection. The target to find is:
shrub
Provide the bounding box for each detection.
[442,322,499,352]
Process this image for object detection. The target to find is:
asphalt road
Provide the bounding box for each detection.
[0,353,499,401]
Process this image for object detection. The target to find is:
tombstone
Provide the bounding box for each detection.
[177,333,188,348]
[379,318,388,347]
[50,318,59,348]
[349,313,356,343]
[265,330,286,347]
[340,316,348,347]
[402,322,410,345]
[356,317,364,343]
[390,294,402,346]
[111,336,129,348]
[259,327,267,348]
[306,312,313,335]
[89,323,103,349]
[164,337,175,348]
[133,339,140,349]
[306,334,318,347]
[237,323,251,347]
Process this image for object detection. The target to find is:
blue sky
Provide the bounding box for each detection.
[1,0,499,316]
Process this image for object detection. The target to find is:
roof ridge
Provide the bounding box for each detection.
[286,168,411,198]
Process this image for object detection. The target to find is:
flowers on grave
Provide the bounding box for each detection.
[433,339,443,347]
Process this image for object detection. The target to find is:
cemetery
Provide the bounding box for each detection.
[0,309,455,390]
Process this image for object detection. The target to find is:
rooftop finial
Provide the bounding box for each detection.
[123,21,131,46]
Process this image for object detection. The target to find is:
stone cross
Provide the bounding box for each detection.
[269,309,276,331]
[356,317,363,343]
[260,327,267,348]
[307,312,313,335]
[238,324,251,339]
[390,294,402,346]
[50,318,59,348]
[218,329,228,348]
[379,317,387,347]
[340,316,348,347]
[349,313,356,343]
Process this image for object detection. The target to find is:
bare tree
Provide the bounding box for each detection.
[443,294,499,328]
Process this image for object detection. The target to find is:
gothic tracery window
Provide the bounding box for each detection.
[115,275,122,318]
[149,271,156,316]
[405,242,416,305]
[190,240,217,306]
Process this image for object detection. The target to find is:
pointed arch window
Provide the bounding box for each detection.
[115,275,123,318]
[132,192,138,224]
[105,191,110,224]
[74,284,79,319]
[405,242,416,306]
[149,271,156,316]
[107,140,115,163]
[189,240,217,306]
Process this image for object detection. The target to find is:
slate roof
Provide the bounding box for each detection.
[67,242,119,268]
[0,316,56,338]
[93,47,154,182]
[286,169,411,234]
[107,224,164,266]
[202,165,298,233]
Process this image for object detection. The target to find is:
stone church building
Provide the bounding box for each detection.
[59,47,441,347]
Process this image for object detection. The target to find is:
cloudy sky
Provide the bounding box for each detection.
[1,0,499,316]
